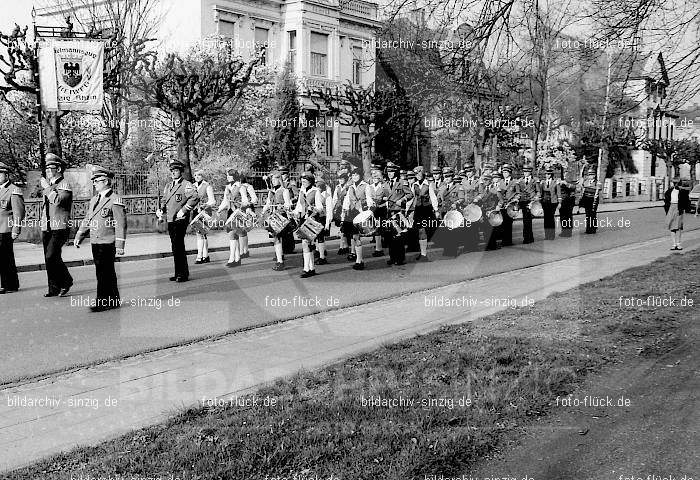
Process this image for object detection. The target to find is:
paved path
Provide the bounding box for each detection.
[13,200,664,271]
[0,207,685,384]
[1,225,698,473]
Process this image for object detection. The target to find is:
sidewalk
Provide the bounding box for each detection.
[14,200,664,272]
[0,225,695,473]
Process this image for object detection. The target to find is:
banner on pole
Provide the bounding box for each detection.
[39,39,104,111]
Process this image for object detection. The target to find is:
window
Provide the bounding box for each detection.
[352,47,362,84]
[325,129,334,156]
[310,32,329,77]
[255,27,269,65]
[625,182,631,196]
[288,30,297,67]
[352,133,361,154]
[219,19,235,39]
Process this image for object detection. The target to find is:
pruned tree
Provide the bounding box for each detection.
[315,82,399,176]
[130,42,265,180]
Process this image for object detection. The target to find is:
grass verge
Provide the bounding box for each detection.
[4,249,698,480]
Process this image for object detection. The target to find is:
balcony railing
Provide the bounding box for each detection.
[340,0,379,20]
[297,76,340,95]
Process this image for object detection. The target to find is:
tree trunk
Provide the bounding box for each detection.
[359,131,372,180]
[176,123,193,181]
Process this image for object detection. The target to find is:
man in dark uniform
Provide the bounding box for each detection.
[156,160,199,282]
[460,163,480,252]
[0,161,25,294]
[74,166,127,312]
[436,166,465,257]
[540,166,561,240]
[279,165,298,254]
[474,172,504,250]
[498,164,520,246]
[517,165,541,244]
[578,168,602,234]
[40,153,74,297]
[385,162,413,265]
[558,169,577,238]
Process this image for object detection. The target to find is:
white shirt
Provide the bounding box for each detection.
[671,188,679,204]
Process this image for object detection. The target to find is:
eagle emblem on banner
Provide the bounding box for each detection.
[61,56,84,88]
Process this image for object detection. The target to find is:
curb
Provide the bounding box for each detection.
[15,204,663,273]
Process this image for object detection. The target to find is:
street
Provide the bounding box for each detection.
[1,206,689,385]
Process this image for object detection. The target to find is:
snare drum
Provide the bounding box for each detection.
[295,216,324,242]
[225,209,247,235]
[528,200,544,217]
[353,210,379,236]
[188,210,212,236]
[487,210,504,226]
[266,210,291,235]
[462,204,483,223]
[443,209,465,230]
[506,201,520,219]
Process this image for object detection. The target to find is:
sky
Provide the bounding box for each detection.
[0,0,35,33]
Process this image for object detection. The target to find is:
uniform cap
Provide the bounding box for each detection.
[194,169,205,177]
[278,166,290,175]
[442,166,454,175]
[90,165,114,180]
[522,165,533,172]
[269,170,281,178]
[350,166,364,176]
[545,167,554,174]
[386,162,400,172]
[407,170,416,179]
[45,153,66,169]
[431,165,442,173]
[426,172,434,180]
[169,160,185,171]
[492,172,503,179]
[482,173,493,180]
[464,163,475,172]
[413,166,424,175]
[502,164,513,172]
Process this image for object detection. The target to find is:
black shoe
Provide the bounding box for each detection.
[337,248,346,255]
[316,258,328,265]
[387,259,395,266]
[395,260,406,266]
[272,262,285,271]
[195,259,204,264]
[523,239,534,244]
[352,262,365,270]
[0,288,18,294]
[44,291,59,297]
[501,241,514,246]
[347,253,357,262]
[169,276,178,281]
[415,254,430,262]
[176,276,189,283]
[241,252,250,259]
[372,250,384,257]
[226,260,241,268]
[59,286,72,297]
[300,270,317,278]
[203,257,211,263]
[90,304,120,313]
[314,250,320,259]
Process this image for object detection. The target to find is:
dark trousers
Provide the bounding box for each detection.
[282,229,296,254]
[42,229,73,293]
[388,232,406,264]
[500,208,514,245]
[542,202,558,240]
[482,221,499,250]
[580,196,597,234]
[559,197,575,236]
[168,220,189,279]
[0,232,19,291]
[462,222,480,252]
[436,226,462,256]
[519,201,534,243]
[92,243,119,305]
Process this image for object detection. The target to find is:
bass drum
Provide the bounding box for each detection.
[443,210,465,230]
[487,210,504,227]
[506,201,520,219]
[462,204,482,223]
[353,210,379,236]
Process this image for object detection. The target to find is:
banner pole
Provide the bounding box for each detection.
[32,9,46,176]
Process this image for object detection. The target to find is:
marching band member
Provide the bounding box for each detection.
[431,165,443,189]
[239,173,258,258]
[460,163,480,252]
[280,166,299,254]
[217,169,256,267]
[0,161,25,295]
[332,172,351,256]
[74,166,127,312]
[578,167,601,234]
[263,170,292,271]
[517,165,541,244]
[157,160,199,282]
[474,172,504,250]
[558,169,578,238]
[369,165,387,258]
[40,153,74,297]
[498,164,520,246]
[193,170,216,264]
[540,167,561,240]
[436,166,465,257]
[409,166,438,261]
[384,162,413,265]
[342,166,374,270]
[315,177,333,265]
[295,173,324,278]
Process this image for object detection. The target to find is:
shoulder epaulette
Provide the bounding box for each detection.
[56,180,72,191]
[112,195,125,206]
[11,185,23,196]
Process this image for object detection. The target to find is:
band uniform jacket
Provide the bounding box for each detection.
[500,177,520,204]
[40,176,73,231]
[264,186,292,214]
[540,178,562,204]
[0,181,25,235]
[409,180,438,212]
[161,178,199,222]
[437,182,464,214]
[295,186,324,218]
[475,183,504,212]
[218,182,257,214]
[195,180,216,214]
[75,190,127,250]
[332,184,348,221]
[386,179,413,213]
[517,177,542,202]
[369,182,388,209]
[461,177,480,204]
[342,181,374,218]
[664,187,692,214]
